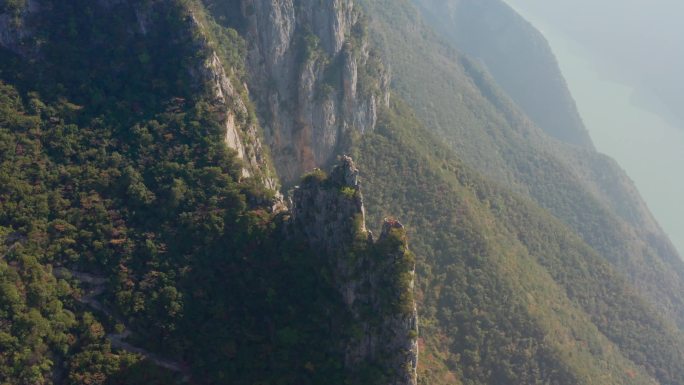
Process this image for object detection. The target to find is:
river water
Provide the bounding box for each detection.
[505,3,684,256]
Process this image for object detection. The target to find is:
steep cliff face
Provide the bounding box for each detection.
[189,10,279,189]
[2,3,413,382]
[290,156,418,385]
[1,0,391,192]
[240,0,390,184]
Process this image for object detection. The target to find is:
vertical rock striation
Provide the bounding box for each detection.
[290,156,418,385]
[241,0,390,184]
[187,9,280,190]
[196,46,278,190]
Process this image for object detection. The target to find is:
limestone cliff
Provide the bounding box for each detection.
[188,9,279,189]
[290,156,418,385]
[3,0,390,190]
[240,0,390,184]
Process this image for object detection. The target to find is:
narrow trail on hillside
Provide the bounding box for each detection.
[54,268,191,379]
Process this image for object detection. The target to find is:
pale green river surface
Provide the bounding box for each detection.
[505,3,684,255]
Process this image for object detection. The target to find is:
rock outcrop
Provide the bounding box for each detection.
[187,9,280,191]
[290,156,418,385]
[241,0,390,184]
[194,42,279,190]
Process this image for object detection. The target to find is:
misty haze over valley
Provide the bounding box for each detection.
[2,0,684,383]
[505,0,684,255]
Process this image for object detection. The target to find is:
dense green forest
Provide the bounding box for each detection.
[0,1,406,383]
[354,100,684,385]
[360,0,684,336]
[2,0,684,384]
[0,76,413,383]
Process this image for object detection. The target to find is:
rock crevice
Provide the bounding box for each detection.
[188,10,279,191]
[241,0,390,184]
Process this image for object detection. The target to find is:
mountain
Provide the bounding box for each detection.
[1,0,683,384]
[503,0,684,133]
[412,0,593,149]
[0,1,415,383]
[502,0,684,265]
[362,0,684,327]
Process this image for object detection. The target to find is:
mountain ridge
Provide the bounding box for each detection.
[359,0,684,330]
[412,0,593,149]
[1,0,684,384]
[0,1,414,383]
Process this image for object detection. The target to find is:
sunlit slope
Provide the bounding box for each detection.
[353,102,684,385]
[361,0,684,332]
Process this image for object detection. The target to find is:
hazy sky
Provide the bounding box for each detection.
[504,0,684,255]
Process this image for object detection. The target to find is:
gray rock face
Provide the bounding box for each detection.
[197,47,278,189]
[290,156,418,385]
[242,0,390,185]
[290,156,366,254]
[0,0,40,57]
[187,9,280,192]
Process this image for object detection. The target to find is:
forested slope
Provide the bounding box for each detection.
[0,1,415,384]
[360,0,684,333]
[353,101,684,385]
[1,0,684,384]
[412,0,593,148]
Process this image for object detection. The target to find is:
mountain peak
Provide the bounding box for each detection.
[291,155,418,384]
